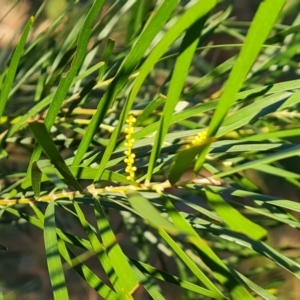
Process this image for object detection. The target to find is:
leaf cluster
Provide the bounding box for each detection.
[1,0,300,299]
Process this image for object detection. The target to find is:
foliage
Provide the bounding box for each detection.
[2,0,300,299]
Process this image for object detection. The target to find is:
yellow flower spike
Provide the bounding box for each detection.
[124,115,137,182]
[185,128,208,149]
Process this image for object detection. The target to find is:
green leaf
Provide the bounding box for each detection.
[184,56,236,97]
[251,163,300,182]
[6,206,92,251]
[72,201,129,299]
[136,94,166,125]
[146,0,217,182]
[160,194,254,300]
[194,0,285,173]
[23,0,106,186]
[57,239,118,299]
[161,229,254,300]
[130,259,219,298]
[93,0,217,182]
[205,188,267,240]
[159,229,226,300]
[94,198,139,295]
[30,203,118,299]
[22,166,133,189]
[98,38,115,79]
[44,201,69,300]
[217,92,292,137]
[126,191,179,235]
[215,145,300,178]
[234,271,278,300]
[131,78,300,144]
[168,137,211,185]
[28,120,82,192]
[189,211,300,282]
[210,0,285,133]
[126,191,253,299]
[205,186,300,230]
[125,0,144,44]
[160,194,225,298]
[131,263,166,300]
[0,16,34,122]
[73,0,178,168]
[31,161,42,198]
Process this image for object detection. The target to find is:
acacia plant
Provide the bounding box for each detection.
[2,0,300,299]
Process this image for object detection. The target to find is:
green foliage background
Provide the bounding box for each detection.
[1,0,300,299]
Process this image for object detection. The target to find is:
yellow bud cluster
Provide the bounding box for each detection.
[124,115,137,181]
[185,129,208,149]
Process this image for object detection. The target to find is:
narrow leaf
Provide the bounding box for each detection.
[57,239,118,299]
[194,0,286,175]
[131,259,219,298]
[146,1,217,182]
[44,201,69,300]
[72,201,127,298]
[208,0,285,137]
[28,120,82,191]
[126,191,179,235]
[73,0,178,167]
[23,0,106,186]
[169,136,214,185]
[161,194,252,299]
[94,199,139,295]
[0,16,34,121]
[94,0,214,182]
[205,188,267,240]
[31,161,42,198]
